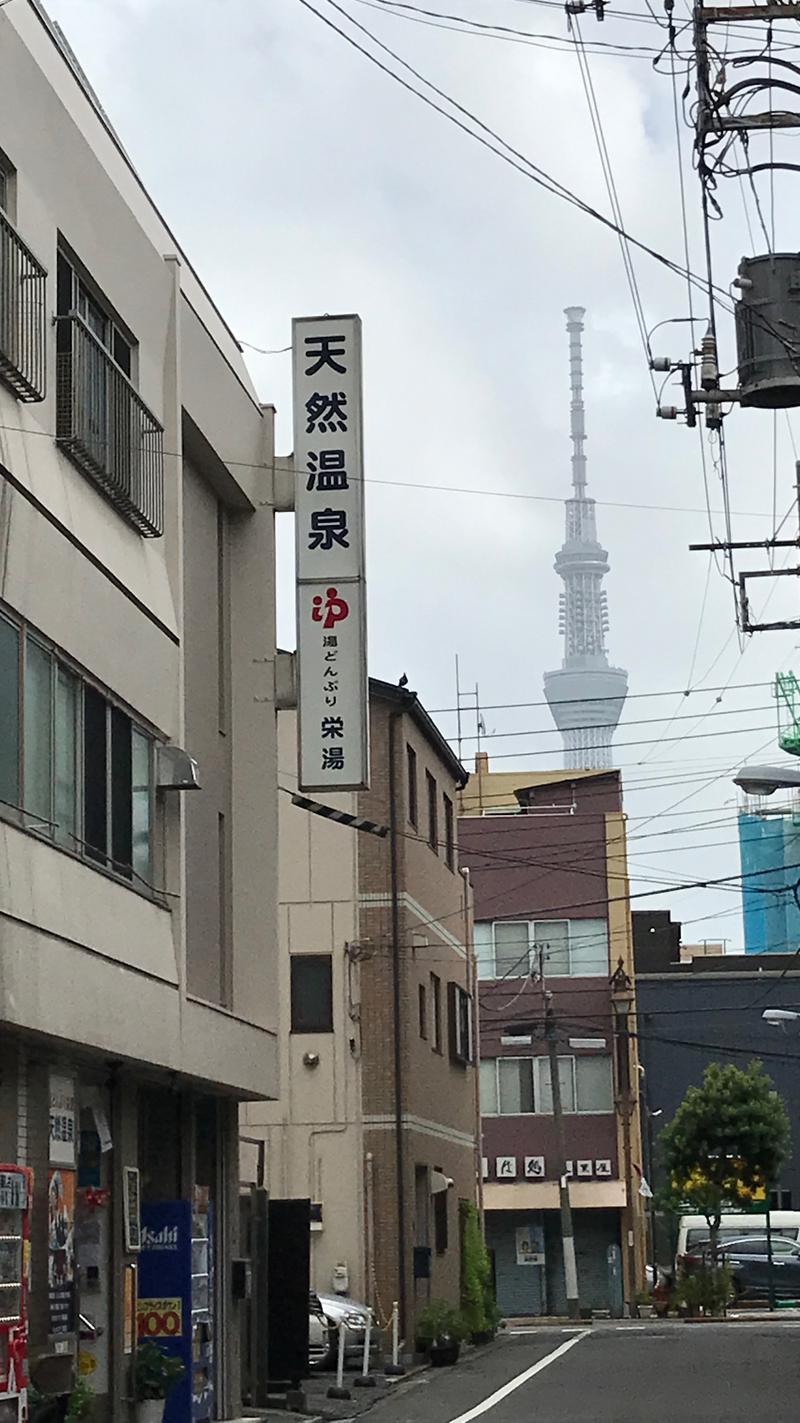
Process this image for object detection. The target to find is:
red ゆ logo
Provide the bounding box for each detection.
[311,587,350,630]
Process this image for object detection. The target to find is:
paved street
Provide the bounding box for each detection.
[348,1323,800,1423]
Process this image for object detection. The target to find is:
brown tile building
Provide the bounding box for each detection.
[459,758,646,1317]
[244,680,479,1345]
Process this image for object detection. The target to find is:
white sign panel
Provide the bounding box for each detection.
[595,1159,612,1178]
[524,1156,545,1179]
[496,1156,517,1179]
[49,1072,76,1168]
[297,580,367,792]
[515,1225,545,1267]
[576,1159,593,1178]
[293,315,368,791]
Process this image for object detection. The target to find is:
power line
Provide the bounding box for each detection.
[294,0,747,314]
[570,12,658,396]
[454,697,778,742]
[351,0,688,54]
[0,421,780,521]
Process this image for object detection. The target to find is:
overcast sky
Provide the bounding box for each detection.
[43,0,800,950]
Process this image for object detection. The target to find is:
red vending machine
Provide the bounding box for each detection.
[0,1167,32,1423]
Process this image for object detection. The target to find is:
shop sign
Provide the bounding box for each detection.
[47,1168,76,1336]
[524,1156,545,1179]
[496,1156,517,1179]
[124,1167,141,1252]
[293,314,369,792]
[138,1297,183,1338]
[49,1074,76,1169]
[515,1224,545,1267]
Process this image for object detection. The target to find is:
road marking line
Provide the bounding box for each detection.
[445,1330,590,1423]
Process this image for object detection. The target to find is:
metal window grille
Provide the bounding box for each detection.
[0,211,46,402]
[55,312,164,537]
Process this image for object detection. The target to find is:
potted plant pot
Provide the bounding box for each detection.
[136,1399,166,1423]
[416,1302,465,1367]
[134,1340,186,1423]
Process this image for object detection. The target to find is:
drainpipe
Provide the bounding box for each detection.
[461,866,483,1221]
[388,708,407,1340]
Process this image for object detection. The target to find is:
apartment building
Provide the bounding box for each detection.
[243,681,479,1342]
[459,756,646,1316]
[0,3,279,1417]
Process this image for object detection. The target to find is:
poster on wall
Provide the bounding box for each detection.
[515,1224,545,1267]
[49,1075,76,1169]
[48,1169,76,1336]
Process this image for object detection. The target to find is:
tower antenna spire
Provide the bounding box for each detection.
[565,306,587,498]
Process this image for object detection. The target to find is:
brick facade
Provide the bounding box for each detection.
[358,691,479,1339]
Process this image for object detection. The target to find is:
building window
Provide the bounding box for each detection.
[291,955,334,1033]
[480,1055,614,1115]
[55,247,163,537]
[418,982,428,1040]
[407,744,418,828]
[0,153,12,219]
[448,982,474,1065]
[426,770,438,854]
[433,1173,448,1254]
[479,1058,498,1115]
[431,972,442,1053]
[0,610,155,885]
[475,918,609,980]
[0,616,20,810]
[770,1188,793,1210]
[443,794,454,870]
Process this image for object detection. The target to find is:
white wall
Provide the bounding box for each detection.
[0,0,279,1099]
[242,711,366,1298]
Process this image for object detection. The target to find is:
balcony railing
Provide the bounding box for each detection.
[56,313,164,537]
[0,211,47,402]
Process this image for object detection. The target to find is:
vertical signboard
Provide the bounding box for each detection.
[139,1202,192,1423]
[293,315,369,792]
[48,1073,76,1339]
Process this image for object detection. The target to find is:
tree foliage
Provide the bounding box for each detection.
[661,1061,790,1240]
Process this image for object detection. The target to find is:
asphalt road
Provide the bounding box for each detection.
[355,1322,800,1423]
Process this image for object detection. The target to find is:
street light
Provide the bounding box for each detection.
[762,1008,800,1026]
[733,764,800,795]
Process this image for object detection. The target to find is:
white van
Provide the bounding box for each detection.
[676,1212,800,1268]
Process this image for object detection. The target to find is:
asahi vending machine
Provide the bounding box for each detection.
[0,1167,33,1423]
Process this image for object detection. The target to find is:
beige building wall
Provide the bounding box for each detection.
[0,0,280,1093]
[243,690,480,1337]
[242,711,365,1300]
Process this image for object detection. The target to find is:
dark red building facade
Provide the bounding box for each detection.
[459,762,645,1317]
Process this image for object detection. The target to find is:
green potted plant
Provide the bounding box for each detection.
[460,1201,499,1344]
[67,1377,95,1422]
[415,1300,465,1366]
[133,1340,186,1423]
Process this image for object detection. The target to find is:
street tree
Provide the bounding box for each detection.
[661,1060,790,1260]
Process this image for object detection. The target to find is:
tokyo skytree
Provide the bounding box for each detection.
[543,308,628,770]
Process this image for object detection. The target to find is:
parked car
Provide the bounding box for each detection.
[309,1292,332,1370]
[690,1234,800,1302]
[676,1211,800,1271]
[317,1292,377,1367]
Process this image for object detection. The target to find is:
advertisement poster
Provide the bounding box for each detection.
[515,1224,545,1267]
[48,1169,76,1336]
[49,1075,76,1169]
[139,1202,192,1423]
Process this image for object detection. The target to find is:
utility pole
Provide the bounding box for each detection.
[611,967,638,1315]
[544,994,580,1320]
